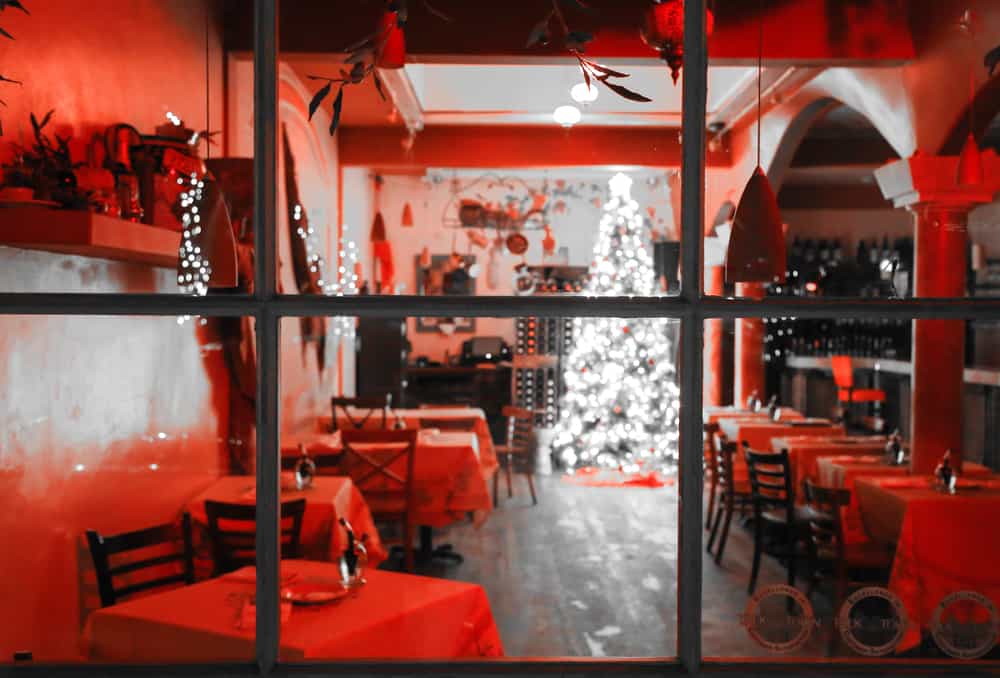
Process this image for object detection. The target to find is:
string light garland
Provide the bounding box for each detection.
[550,173,680,470]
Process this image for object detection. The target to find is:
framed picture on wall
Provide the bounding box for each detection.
[415,254,477,334]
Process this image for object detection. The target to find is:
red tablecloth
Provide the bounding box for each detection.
[317,406,498,476]
[817,457,994,545]
[186,476,388,567]
[286,429,493,528]
[84,560,504,661]
[855,476,1000,653]
[718,418,843,482]
[771,435,888,499]
[704,407,803,424]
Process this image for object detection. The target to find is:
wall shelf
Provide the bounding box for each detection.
[0,207,180,268]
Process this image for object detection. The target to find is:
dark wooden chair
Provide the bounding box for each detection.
[744,445,813,594]
[86,513,195,608]
[330,396,388,431]
[706,435,754,565]
[203,498,306,576]
[703,422,720,530]
[338,429,419,571]
[494,405,538,506]
[418,417,480,432]
[802,480,893,608]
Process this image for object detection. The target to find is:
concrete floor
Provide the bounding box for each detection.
[411,474,833,659]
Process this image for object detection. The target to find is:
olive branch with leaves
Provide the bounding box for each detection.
[306,0,650,137]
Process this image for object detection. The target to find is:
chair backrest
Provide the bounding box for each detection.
[714,435,740,497]
[203,498,306,575]
[703,422,720,479]
[331,396,388,431]
[418,417,479,432]
[803,479,851,563]
[86,513,195,608]
[339,429,418,517]
[831,355,854,390]
[502,405,534,454]
[744,445,796,520]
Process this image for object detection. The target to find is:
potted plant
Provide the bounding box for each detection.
[0,156,35,202]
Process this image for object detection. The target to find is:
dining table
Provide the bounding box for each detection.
[317,406,498,477]
[854,476,1000,654]
[704,406,803,425]
[284,428,494,528]
[770,435,888,499]
[816,455,994,545]
[717,417,844,481]
[84,559,504,661]
[186,476,388,567]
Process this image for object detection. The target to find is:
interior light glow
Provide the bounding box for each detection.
[552,105,582,128]
[570,82,599,104]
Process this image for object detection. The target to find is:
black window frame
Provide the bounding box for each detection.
[5,1,1000,675]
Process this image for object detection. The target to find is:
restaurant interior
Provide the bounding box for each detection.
[4,0,1000,668]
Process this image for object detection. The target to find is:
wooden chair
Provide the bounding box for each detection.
[338,429,419,571]
[703,422,720,530]
[418,417,480,432]
[86,513,195,608]
[494,405,538,506]
[203,498,306,576]
[802,480,893,609]
[744,446,813,594]
[330,396,388,431]
[706,435,754,565]
[831,355,885,426]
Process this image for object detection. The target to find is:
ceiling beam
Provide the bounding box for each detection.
[376,67,425,135]
[338,125,730,169]
[224,0,915,65]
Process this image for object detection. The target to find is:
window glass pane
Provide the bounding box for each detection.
[277,314,680,659]
[275,1,684,298]
[702,315,1000,663]
[0,0,253,297]
[1,314,257,664]
[703,0,991,301]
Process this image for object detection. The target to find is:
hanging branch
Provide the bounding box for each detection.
[526,0,650,103]
[0,0,29,135]
[307,0,453,137]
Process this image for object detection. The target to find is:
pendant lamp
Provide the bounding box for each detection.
[401,202,414,227]
[724,2,786,284]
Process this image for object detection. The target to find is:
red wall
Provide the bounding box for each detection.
[0,0,326,663]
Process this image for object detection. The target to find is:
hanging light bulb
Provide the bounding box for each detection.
[571,82,599,104]
[724,0,786,284]
[553,105,582,128]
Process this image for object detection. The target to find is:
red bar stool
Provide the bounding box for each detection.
[831,355,885,428]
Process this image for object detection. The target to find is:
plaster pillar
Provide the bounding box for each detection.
[875,152,1000,473]
[704,266,726,407]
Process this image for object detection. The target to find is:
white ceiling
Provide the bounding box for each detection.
[403,62,757,126]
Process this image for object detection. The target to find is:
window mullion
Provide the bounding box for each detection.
[678,0,708,671]
[253,0,280,673]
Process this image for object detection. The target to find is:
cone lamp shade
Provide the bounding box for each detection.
[376,10,406,69]
[724,166,786,284]
[957,133,984,186]
[401,202,414,227]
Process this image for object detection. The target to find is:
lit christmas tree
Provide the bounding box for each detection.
[550,173,680,470]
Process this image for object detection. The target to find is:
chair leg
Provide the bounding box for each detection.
[707,504,723,554]
[705,480,717,530]
[748,518,763,595]
[403,521,414,572]
[505,454,513,498]
[715,502,734,565]
[493,469,500,507]
[525,472,538,505]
